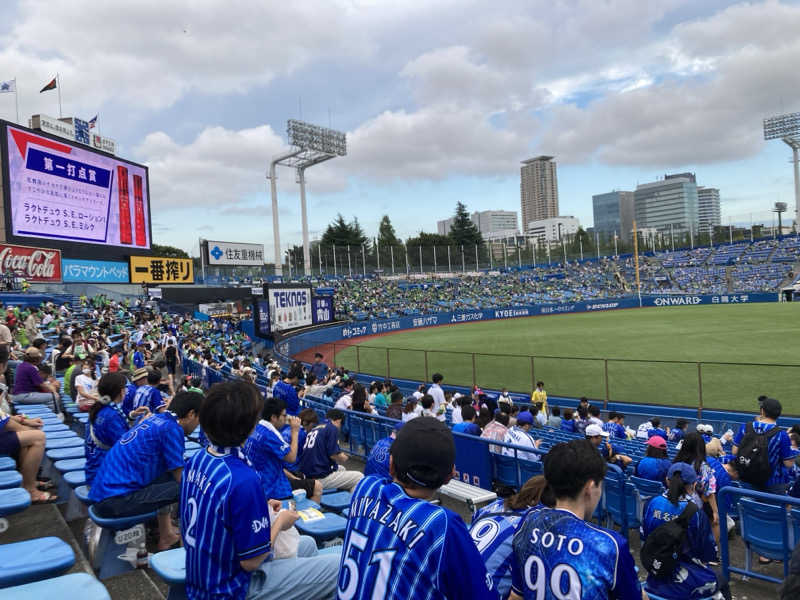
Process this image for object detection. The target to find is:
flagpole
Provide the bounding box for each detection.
[57,73,62,118]
[14,78,19,124]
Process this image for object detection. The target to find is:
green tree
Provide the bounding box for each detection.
[448,202,484,247]
[321,214,369,249]
[568,227,595,258]
[377,215,400,247]
[152,243,189,258]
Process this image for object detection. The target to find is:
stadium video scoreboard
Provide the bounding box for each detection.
[255,283,334,337]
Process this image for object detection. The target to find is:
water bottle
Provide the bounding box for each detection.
[136,542,148,568]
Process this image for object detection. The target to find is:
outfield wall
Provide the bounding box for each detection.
[273,292,778,360]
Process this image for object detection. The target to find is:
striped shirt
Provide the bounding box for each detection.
[244,420,292,500]
[182,447,271,600]
[337,476,494,600]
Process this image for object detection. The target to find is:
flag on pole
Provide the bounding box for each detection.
[0,80,16,94]
[88,115,98,129]
[40,77,57,93]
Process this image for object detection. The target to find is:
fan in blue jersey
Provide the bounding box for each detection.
[298,409,363,491]
[281,408,323,503]
[363,422,403,480]
[586,423,633,468]
[272,366,302,415]
[602,412,627,439]
[509,439,643,600]
[122,377,139,418]
[181,380,339,600]
[85,372,140,487]
[470,476,552,599]
[635,436,671,484]
[647,417,668,441]
[244,397,300,500]
[132,368,168,414]
[90,391,201,551]
[337,416,495,600]
[640,463,731,600]
[453,405,482,435]
[668,419,688,444]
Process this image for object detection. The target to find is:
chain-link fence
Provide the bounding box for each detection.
[326,343,800,415]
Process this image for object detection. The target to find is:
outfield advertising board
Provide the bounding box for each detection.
[62,258,129,283]
[206,240,264,266]
[267,285,312,332]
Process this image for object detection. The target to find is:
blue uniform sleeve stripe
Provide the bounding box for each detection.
[238,543,271,560]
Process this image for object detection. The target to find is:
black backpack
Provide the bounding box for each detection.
[640,501,698,579]
[734,422,782,488]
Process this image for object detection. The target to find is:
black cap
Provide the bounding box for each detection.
[391,416,455,489]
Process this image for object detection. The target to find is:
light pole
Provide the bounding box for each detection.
[764,112,800,229]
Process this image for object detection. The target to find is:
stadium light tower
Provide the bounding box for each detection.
[763,112,800,228]
[267,120,347,277]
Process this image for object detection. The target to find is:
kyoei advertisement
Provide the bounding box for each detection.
[4,124,151,248]
[0,243,61,282]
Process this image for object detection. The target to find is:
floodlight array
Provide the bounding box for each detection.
[763,112,800,140]
[287,119,347,156]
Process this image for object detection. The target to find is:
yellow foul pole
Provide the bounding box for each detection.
[633,219,642,307]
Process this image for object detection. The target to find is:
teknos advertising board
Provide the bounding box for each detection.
[0,243,61,282]
[265,285,312,333]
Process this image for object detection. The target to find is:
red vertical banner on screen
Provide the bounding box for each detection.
[133,174,146,246]
[117,166,132,245]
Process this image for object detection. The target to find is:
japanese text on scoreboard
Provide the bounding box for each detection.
[3,123,151,249]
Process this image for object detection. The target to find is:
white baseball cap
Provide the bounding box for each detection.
[585,424,609,438]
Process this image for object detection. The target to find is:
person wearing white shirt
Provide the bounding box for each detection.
[334,383,354,411]
[428,373,445,413]
[501,411,543,462]
[412,384,425,401]
[451,396,465,425]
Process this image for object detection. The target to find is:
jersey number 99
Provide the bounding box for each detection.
[523,555,581,600]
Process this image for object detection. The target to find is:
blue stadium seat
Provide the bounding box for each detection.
[0,536,75,587]
[603,470,638,535]
[45,437,83,450]
[64,471,86,488]
[320,491,352,513]
[54,458,86,473]
[46,447,85,461]
[492,454,520,488]
[342,507,350,518]
[74,485,91,505]
[42,424,69,432]
[518,459,543,482]
[88,505,158,579]
[43,430,75,440]
[294,512,347,543]
[1,573,110,600]
[0,470,22,489]
[0,456,16,471]
[738,497,793,571]
[150,547,187,600]
[0,487,31,517]
[643,590,714,600]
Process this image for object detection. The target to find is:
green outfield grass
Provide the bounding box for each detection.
[333,303,800,413]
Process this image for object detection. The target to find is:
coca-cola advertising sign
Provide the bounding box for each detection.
[0,244,62,282]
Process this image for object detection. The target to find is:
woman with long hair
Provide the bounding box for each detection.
[85,372,140,487]
[673,432,720,544]
[641,463,730,599]
[402,397,421,422]
[351,383,374,414]
[469,476,554,599]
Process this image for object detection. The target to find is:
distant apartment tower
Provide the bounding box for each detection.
[592,191,635,242]
[697,187,721,232]
[437,210,518,236]
[521,156,559,228]
[634,174,699,234]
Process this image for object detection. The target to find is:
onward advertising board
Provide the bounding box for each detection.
[266,285,312,332]
[1,121,151,249]
[206,240,264,266]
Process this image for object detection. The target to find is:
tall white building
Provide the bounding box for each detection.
[521,156,559,229]
[526,216,579,243]
[697,187,721,232]
[634,174,699,234]
[437,210,519,236]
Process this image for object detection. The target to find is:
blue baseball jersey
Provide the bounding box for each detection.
[733,421,793,487]
[667,428,685,443]
[641,494,720,599]
[470,498,533,599]
[133,351,145,369]
[133,384,166,413]
[338,476,494,600]
[280,424,307,470]
[647,427,667,440]
[182,447,272,600]
[363,436,393,479]
[89,412,184,502]
[298,421,340,479]
[85,404,129,486]
[272,380,300,415]
[511,507,641,600]
[602,422,626,439]
[453,422,481,436]
[122,382,137,417]
[635,457,671,483]
[244,420,292,500]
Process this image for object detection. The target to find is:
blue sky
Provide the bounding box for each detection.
[1,0,799,257]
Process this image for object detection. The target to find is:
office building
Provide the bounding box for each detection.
[634,175,699,234]
[592,191,635,242]
[437,210,519,237]
[697,187,721,232]
[521,156,559,228]
[526,216,579,243]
